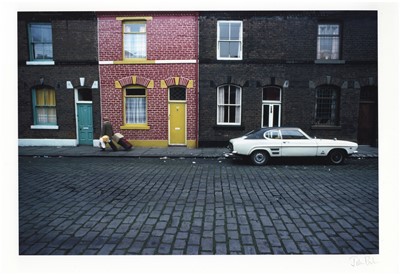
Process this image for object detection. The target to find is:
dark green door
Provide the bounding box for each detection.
[77,103,93,145]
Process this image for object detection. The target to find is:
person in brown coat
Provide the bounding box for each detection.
[100,117,118,151]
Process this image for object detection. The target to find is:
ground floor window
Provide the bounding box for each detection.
[124,86,147,125]
[217,85,242,125]
[314,85,340,125]
[32,87,57,125]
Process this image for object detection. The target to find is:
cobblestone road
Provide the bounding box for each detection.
[19,156,378,255]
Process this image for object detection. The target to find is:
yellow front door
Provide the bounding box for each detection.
[169,102,186,145]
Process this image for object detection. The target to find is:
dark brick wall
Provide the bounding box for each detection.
[18,12,100,141]
[198,11,377,147]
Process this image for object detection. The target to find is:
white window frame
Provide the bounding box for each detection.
[217,85,242,125]
[261,86,282,128]
[217,21,243,60]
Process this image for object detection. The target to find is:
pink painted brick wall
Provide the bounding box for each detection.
[98,12,198,61]
[99,64,198,141]
[97,12,198,144]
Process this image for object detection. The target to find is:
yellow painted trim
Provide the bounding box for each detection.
[115,81,122,89]
[116,16,153,21]
[124,140,197,148]
[132,76,137,85]
[120,125,150,130]
[174,77,180,85]
[147,80,154,89]
[114,60,156,65]
[186,140,197,149]
[160,80,167,89]
[187,80,194,89]
[129,140,169,147]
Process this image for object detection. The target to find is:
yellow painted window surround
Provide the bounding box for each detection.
[122,86,150,130]
[123,21,147,60]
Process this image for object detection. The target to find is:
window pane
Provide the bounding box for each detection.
[170,87,186,101]
[263,87,281,101]
[30,24,52,43]
[230,23,241,40]
[126,97,146,124]
[262,105,269,127]
[124,23,146,33]
[219,42,230,58]
[124,33,146,58]
[318,24,339,35]
[219,23,229,40]
[126,88,146,96]
[229,42,240,58]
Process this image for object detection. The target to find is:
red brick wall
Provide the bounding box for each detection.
[99,64,197,141]
[98,12,198,61]
[97,12,198,144]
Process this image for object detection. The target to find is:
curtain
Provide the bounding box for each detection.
[126,97,146,124]
[36,88,56,124]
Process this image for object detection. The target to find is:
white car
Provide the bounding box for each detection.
[224,127,358,165]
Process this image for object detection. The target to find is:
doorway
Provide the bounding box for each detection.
[168,87,187,146]
[357,86,378,146]
[75,88,93,145]
[262,86,282,127]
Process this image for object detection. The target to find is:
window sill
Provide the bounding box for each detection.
[311,125,342,130]
[26,60,55,66]
[114,59,155,65]
[314,60,345,64]
[213,125,245,130]
[120,125,150,130]
[30,125,59,130]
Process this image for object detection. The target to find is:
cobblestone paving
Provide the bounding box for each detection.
[19,157,378,255]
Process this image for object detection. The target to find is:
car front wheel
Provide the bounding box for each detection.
[328,149,345,165]
[250,150,269,166]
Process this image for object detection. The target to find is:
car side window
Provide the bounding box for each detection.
[281,130,308,139]
[264,130,281,139]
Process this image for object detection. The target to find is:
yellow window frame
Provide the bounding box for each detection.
[121,86,150,130]
[123,21,147,61]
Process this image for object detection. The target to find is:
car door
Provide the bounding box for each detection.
[280,129,318,157]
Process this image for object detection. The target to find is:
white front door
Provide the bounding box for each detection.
[262,104,281,127]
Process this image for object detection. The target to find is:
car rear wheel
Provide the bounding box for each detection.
[250,150,269,166]
[328,149,345,165]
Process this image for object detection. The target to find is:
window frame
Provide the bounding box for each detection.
[314,85,340,126]
[31,87,58,129]
[262,86,282,128]
[216,84,242,126]
[123,21,147,60]
[217,20,243,60]
[317,23,341,60]
[123,86,148,128]
[28,23,53,62]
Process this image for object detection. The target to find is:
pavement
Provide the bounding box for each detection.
[18,145,378,158]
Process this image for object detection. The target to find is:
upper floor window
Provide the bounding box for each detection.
[123,21,147,59]
[314,85,340,126]
[217,21,242,60]
[217,85,242,125]
[32,87,57,125]
[317,24,340,60]
[28,23,53,61]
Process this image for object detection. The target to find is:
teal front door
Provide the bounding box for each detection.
[77,103,93,145]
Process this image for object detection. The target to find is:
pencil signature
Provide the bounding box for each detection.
[349,256,378,267]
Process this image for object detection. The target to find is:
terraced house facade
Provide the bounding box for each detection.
[18,11,377,148]
[18,12,101,147]
[198,11,377,147]
[97,12,199,148]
